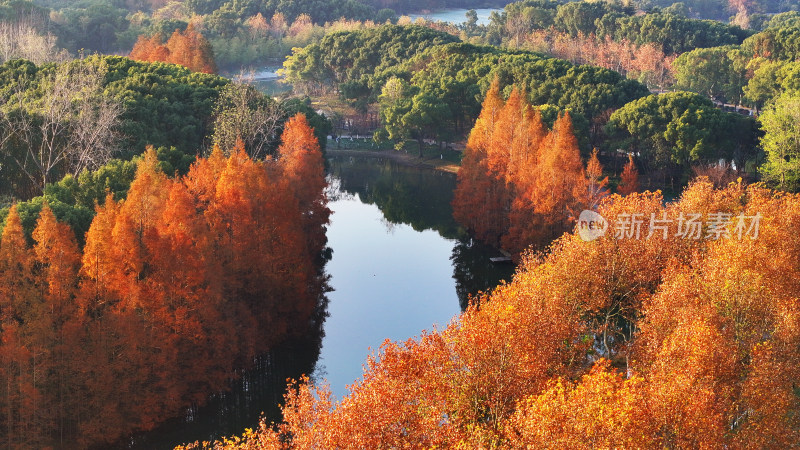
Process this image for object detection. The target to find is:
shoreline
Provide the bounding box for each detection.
[325,148,461,174]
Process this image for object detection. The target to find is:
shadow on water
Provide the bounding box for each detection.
[124,155,511,448]
[451,238,515,310]
[122,336,324,449]
[328,155,515,310]
[122,262,330,448]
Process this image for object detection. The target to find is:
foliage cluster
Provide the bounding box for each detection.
[452,80,605,255]
[284,25,649,150]
[192,175,800,449]
[0,55,331,201]
[607,91,760,183]
[0,114,330,448]
[485,0,751,54]
[658,13,800,190]
[129,23,217,74]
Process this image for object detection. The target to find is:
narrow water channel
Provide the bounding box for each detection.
[128,154,512,448]
[320,155,512,398]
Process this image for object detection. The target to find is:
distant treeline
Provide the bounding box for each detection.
[284,25,759,189]
[284,25,648,148]
[0,0,795,71]
[477,0,752,53]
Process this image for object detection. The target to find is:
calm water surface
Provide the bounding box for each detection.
[409,8,499,25]
[320,155,513,398]
[130,155,512,447]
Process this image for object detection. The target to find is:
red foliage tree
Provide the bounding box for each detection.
[618,154,640,195]
[128,24,217,74]
[0,118,329,446]
[452,78,507,246]
[454,83,588,255]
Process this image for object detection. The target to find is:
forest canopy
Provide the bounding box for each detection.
[189,176,800,449]
[284,24,649,149]
[0,114,331,448]
[0,54,330,201]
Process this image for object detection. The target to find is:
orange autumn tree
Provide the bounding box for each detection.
[0,206,41,447]
[129,33,169,62]
[199,178,800,449]
[30,204,82,445]
[504,107,548,253]
[504,360,654,448]
[452,78,506,245]
[0,206,35,324]
[128,24,217,74]
[585,148,609,210]
[453,82,591,256]
[528,111,586,239]
[618,153,640,195]
[0,114,329,447]
[278,114,331,261]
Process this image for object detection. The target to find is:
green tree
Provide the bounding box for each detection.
[58,0,129,53]
[211,82,283,159]
[281,25,459,100]
[554,1,610,36]
[607,12,750,54]
[759,94,800,191]
[378,77,451,157]
[673,46,747,104]
[744,58,784,110]
[607,92,757,181]
[743,59,800,110]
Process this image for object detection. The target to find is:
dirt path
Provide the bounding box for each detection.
[325,148,461,174]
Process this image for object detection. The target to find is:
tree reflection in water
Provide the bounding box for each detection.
[327,155,514,310]
[130,155,512,448]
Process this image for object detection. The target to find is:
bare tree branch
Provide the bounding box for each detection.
[0,59,122,193]
[0,19,69,65]
[211,76,283,160]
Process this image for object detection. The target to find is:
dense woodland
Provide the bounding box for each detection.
[0,114,330,447]
[0,0,795,71]
[0,0,799,447]
[0,45,333,447]
[191,107,800,450]
[283,25,649,145]
[285,24,762,190]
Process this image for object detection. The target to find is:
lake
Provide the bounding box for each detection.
[408,8,500,25]
[129,154,513,447]
[251,70,292,97]
[320,155,513,398]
